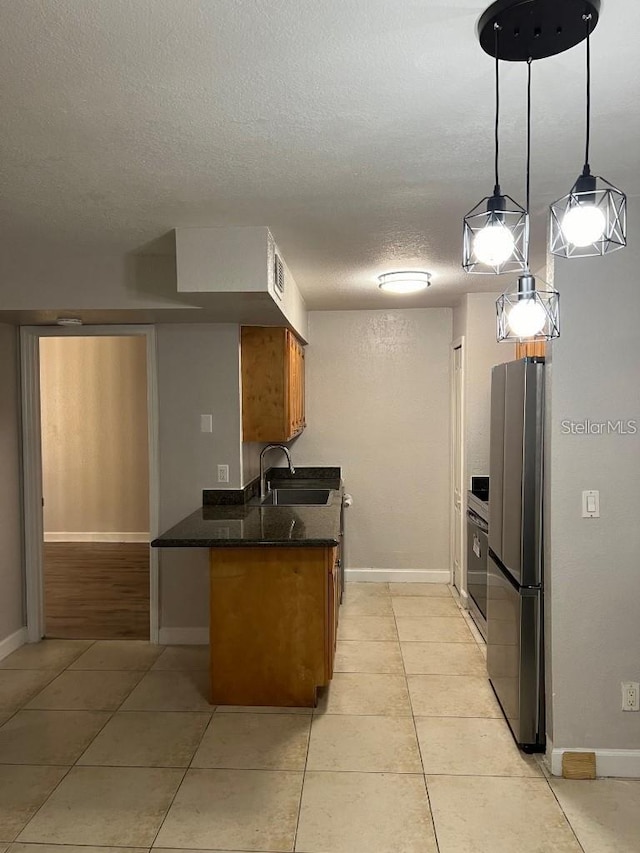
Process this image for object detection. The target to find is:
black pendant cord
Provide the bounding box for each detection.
[583,13,592,173]
[525,56,532,270]
[493,23,501,194]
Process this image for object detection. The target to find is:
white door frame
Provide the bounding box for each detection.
[450,336,467,598]
[20,325,160,644]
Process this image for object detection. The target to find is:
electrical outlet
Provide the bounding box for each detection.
[622,682,639,712]
[217,464,229,484]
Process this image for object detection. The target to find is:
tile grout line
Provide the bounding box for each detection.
[61,650,137,767]
[11,761,75,842]
[432,589,587,848]
[545,776,588,853]
[145,694,214,851]
[4,610,586,850]
[391,583,442,853]
[0,707,19,728]
[0,638,97,719]
[291,700,313,851]
[0,641,100,807]
[146,765,189,851]
[2,640,198,848]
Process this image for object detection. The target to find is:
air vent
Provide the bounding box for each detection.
[274,253,285,296]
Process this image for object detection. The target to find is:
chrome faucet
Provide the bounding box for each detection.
[259,444,296,499]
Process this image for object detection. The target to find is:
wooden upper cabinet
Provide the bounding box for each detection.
[241,326,306,442]
[516,341,546,358]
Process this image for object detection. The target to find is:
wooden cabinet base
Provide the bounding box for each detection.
[209,546,337,707]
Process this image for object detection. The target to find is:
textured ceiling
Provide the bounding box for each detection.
[1,0,639,310]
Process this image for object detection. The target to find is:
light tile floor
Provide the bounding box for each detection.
[0,583,638,852]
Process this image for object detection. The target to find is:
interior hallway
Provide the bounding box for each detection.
[0,582,637,852]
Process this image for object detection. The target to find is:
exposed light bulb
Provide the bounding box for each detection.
[508,298,547,338]
[473,220,515,266]
[561,202,606,247]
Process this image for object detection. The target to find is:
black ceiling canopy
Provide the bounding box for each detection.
[478,0,600,62]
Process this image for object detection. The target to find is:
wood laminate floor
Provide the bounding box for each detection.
[43,542,150,640]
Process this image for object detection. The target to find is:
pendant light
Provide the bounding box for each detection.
[462,23,528,275]
[549,13,627,258]
[497,59,559,344]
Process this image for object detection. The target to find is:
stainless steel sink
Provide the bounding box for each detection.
[257,488,333,507]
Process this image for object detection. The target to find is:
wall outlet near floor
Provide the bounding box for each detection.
[217,464,230,484]
[622,682,639,711]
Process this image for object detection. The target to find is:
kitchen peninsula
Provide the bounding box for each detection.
[152,467,343,707]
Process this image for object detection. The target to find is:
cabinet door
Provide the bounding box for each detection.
[242,326,306,442]
[326,559,335,680]
[300,344,306,429]
[241,327,288,442]
[285,331,305,440]
[325,547,339,681]
[333,555,340,648]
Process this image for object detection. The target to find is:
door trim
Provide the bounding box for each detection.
[20,325,160,643]
[450,336,466,593]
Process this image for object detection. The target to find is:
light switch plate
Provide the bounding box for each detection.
[200,414,213,433]
[582,490,600,518]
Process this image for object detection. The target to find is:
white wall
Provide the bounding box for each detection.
[242,441,264,487]
[452,296,467,341]
[546,220,640,760]
[0,325,24,646]
[175,226,309,341]
[269,233,309,342]
[294,309,452,577]
[452,294,514,596]
[0,250,182,311]
[157,324,243,630]
[463,293,515,484]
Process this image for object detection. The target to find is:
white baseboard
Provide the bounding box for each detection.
[0,627,28,662]
[158,627,209,645]
[44,532,150,543]
[550,747,640,779]
[344,568,450,584]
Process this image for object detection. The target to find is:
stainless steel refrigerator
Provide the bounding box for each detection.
[488,358,545,752]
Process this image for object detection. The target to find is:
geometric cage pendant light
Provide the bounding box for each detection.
[496,272,560,343]
[549,12,627,258]
[463,23,528,275]
[496,58,559,343]
[469,0,622,341]
[470,0,625,278]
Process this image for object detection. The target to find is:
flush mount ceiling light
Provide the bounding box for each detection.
[462,23,528,275]
[497,58,559,343]
[549,13,627,258]
[378,271,432,294]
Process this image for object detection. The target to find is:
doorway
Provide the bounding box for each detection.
[451,338,465,594]
[20,327,160,643]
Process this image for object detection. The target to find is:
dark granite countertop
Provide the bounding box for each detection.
[152,467,342,548]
